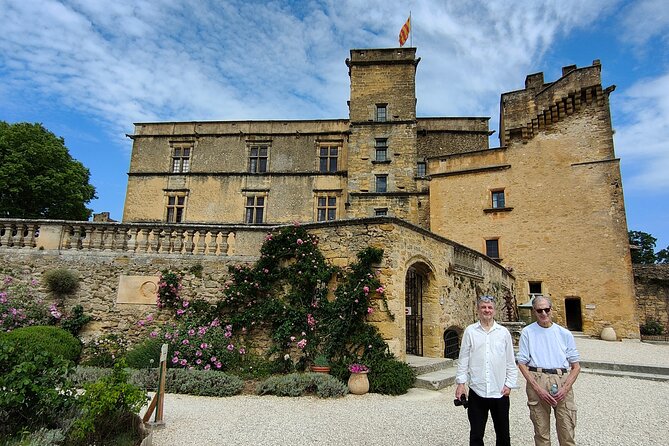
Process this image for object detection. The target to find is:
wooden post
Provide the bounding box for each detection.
[143,343,168,426]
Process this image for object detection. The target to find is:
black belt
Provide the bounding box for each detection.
[529,366,568,374]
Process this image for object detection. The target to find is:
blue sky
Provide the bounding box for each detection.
[1,0,668,251]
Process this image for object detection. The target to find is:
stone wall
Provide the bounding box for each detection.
[428,61,638,339]
[634,264,669,333]
[0,217,513,360]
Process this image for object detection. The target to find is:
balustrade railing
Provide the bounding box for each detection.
[453,246,482,277]
[0,219,242,256]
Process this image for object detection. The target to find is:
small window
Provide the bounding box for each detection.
[485,238,500,260]
[375,139,388,162]
[245,196,265,223]
[417,162,426,177]
[375,175,388,193]
[172,147,191,173]
[249,145,268,173]
[492,190,505,208]
[529,281,542,295]
[317,196,337,221]
[376,104,387,122]
[375,208,388,216]
[319,146,339,173]
[166,195,186,223]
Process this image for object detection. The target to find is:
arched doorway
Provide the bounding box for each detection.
[443,329,460,359]
[405,266,424,356]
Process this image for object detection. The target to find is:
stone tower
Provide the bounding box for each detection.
[345,48,423,222]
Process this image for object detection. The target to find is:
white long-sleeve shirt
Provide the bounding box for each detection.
[456,320,518,398]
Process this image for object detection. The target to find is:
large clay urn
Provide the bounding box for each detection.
[348,371,369,395]
[600,325,617,341]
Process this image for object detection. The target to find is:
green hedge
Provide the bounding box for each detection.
[72,366,244,397]
[256,372,348,398]
[1,325,82,363]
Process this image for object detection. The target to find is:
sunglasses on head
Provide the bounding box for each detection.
[535,307,551,314]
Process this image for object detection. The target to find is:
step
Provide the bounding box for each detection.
[580,360,669,376]
[413,366,458,391]
[406,354,455,375]
[580,368,669,382]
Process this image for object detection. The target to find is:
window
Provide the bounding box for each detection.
[485,238,500,260]
[376,104,387,122]
[375,175,388,193]
[317,196,337,221]
[417,162,426,177]
[375,208,388,216]
[319,146,339,173]
[492,190,505,208]
[375,139,388,162]
[249,145,268,173]
[172,146,191,173]
[529,281,542,295]
[245,196,265,223]
[166,195,186,223]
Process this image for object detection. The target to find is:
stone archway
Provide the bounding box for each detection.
[405,261,435,357]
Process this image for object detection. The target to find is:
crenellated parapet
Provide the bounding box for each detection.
[500,61,616,146]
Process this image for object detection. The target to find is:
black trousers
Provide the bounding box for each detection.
[467,389,511,446]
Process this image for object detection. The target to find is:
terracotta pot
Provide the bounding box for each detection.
[310,365,331,374]
[348,371,369,395]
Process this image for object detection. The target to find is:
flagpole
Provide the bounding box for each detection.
[410,11,413,48]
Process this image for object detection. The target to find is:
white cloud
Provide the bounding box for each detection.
[619,0,669,47]
[0,0,616,132]
[614,72,669,190]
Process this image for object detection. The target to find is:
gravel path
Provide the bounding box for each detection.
[149,338,669,445]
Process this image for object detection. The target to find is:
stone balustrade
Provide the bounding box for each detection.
[452,245,482,278]
[0,218,274,257]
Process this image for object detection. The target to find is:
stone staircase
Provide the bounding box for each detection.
[407,355,458,391]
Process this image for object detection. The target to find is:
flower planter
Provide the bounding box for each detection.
[348,371,369,395]
[310,365,331,374]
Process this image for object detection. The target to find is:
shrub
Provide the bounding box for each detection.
[71,366,114,387]
[67,360,148,445]
[72,366,243,398]
[124,337,164,369]
[42,268,80,296]
[256,372,348,398]
[0,276,55,330]
[81,333,129,367]
[0,337,76,437]
[60,304,92,336]
[368,357,416,395]
[166,368,244,397]
[640,319,665,336]
[2,325,82,363]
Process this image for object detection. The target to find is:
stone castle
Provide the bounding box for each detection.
[0,47,638,361]
[124,47,637,342]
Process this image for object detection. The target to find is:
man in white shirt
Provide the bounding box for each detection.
[455,295,517,446]
[517,295,580,446]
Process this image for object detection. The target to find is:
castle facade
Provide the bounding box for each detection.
[124,47,638,339]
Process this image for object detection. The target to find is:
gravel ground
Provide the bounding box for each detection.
[149,338,669,445]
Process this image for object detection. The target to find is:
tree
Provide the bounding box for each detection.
[657,247,669,264]
[628,230,657,264]
[0,122,96,220]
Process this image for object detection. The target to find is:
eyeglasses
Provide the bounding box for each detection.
[535,307,551,314]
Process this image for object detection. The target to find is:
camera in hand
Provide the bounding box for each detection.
[453,394,468,409]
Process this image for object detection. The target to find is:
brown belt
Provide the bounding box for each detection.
[529,366,568,374]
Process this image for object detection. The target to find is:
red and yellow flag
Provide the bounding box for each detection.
[398,16,411,46]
